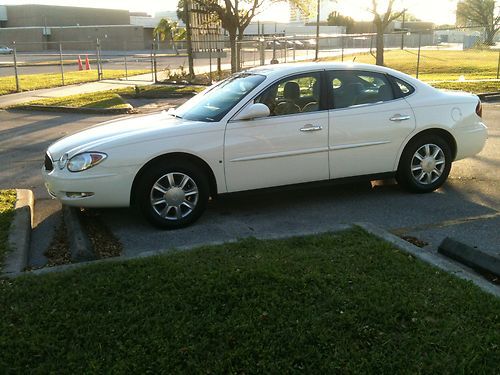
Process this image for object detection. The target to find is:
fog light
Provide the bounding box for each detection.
[65,192,94,198]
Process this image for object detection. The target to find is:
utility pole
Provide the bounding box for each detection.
[315,0,320,60]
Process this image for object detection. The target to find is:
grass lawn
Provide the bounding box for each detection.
[431,80,500,94]
[24,91,129,109]
[0,69,149,96]
[12,84,205,110]
[324,49,500,81]
[1,228,498,373]
[0,190,16,268]
[118,84,205,98]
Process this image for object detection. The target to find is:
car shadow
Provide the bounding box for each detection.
[96,179,496,257]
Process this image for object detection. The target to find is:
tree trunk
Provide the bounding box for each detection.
[485,27,496,46]
[229,32,237,73]
[376,29,384,66]
[183,0,195,78]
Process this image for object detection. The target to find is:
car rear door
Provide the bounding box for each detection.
[327,69,416,178]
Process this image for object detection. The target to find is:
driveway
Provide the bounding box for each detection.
[0,102,498,263]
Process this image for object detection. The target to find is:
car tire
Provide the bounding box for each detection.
[136,160,209,229]
[396,135,452,193]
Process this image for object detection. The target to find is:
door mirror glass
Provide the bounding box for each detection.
[233,103,270,121]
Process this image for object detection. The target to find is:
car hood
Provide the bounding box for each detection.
[47,112,205,160]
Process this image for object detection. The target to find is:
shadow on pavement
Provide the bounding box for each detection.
[96,180,496,257]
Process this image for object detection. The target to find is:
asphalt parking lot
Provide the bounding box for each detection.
[0,102,498,264]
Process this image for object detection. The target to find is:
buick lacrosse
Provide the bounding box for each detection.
[43,62,487,229]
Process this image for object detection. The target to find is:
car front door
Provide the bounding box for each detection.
[327,70,416,179]
[224,72,330,192]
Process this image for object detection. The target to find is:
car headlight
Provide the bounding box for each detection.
[67,152,107,172]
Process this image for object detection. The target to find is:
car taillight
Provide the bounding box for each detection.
[476,100,482,118]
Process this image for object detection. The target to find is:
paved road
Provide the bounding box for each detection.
[0,45,462,77]
[1,102,498,263]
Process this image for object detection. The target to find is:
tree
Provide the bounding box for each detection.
[457,0,499,45]
[154,19,186,55]
[370,0,405,66]
[327,11,354,33]
[179,0,312,73]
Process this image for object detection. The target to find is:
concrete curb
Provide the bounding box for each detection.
[478,92,500,102]
[11,104,134,115]
[356,222,500,298]
[438,237,500,278]
[62,206,96,263]
[10,224,353,277]
[2,189,34,277]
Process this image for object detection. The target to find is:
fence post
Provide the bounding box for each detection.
[124,53,128,80]
[416,33,422,79]
[259,39,265,66]
[12,41,20,92]
[284,37,287,63]
[153,39,158,83]
[497,49,500,79]
[96,38,103,80]
[209,38,213,84]
[150,41,155,83]
[123,41,128,81]
[59,43,65,86]
[341,35,344,62]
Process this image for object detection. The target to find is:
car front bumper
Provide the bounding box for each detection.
[42,165,138,208]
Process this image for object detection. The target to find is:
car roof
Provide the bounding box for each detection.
[245,61,430,91]
[250,62,394,74]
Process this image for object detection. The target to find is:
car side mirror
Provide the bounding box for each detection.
[233,103,270,121]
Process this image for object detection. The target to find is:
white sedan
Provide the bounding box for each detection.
[43,62,487,229]
[0,45,13,54]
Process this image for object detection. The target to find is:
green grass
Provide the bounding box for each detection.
[0,69,149,96]
[325,49,500,82]
[0,190,16,268]
[24,91,129,109]
[11,84,205,110]
[117,84,205,98]
[1,228,499,373]
[430,80,500,93]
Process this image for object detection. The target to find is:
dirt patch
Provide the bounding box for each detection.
[79,209,122,259]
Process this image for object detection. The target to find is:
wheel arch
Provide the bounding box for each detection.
[130,152,218,205]
[397,128,457,168]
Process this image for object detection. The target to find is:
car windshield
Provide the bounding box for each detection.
[173,73,266,122]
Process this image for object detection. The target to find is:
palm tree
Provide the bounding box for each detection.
[155,19,186,55]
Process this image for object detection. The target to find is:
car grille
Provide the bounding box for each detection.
[44,152,54,171]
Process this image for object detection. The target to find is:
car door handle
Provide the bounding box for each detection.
[389,114,411,122]
[300,124,323,132]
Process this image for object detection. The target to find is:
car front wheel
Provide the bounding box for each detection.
[397,135,452,193]
[137,161,209,229]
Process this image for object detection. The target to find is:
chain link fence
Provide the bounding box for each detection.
[1,30,499,93]
[237,31,500,78]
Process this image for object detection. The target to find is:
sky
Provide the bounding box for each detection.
[0,0,461,25]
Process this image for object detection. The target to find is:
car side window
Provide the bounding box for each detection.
[393,78,415,98]
[328,70,395,110]
[255,73,321,116]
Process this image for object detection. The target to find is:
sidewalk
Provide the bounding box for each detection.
[0,72,157,108]
[0,59,235,109]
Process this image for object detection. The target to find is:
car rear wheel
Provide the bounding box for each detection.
[137,161,209,229]
[397,135,452,193]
